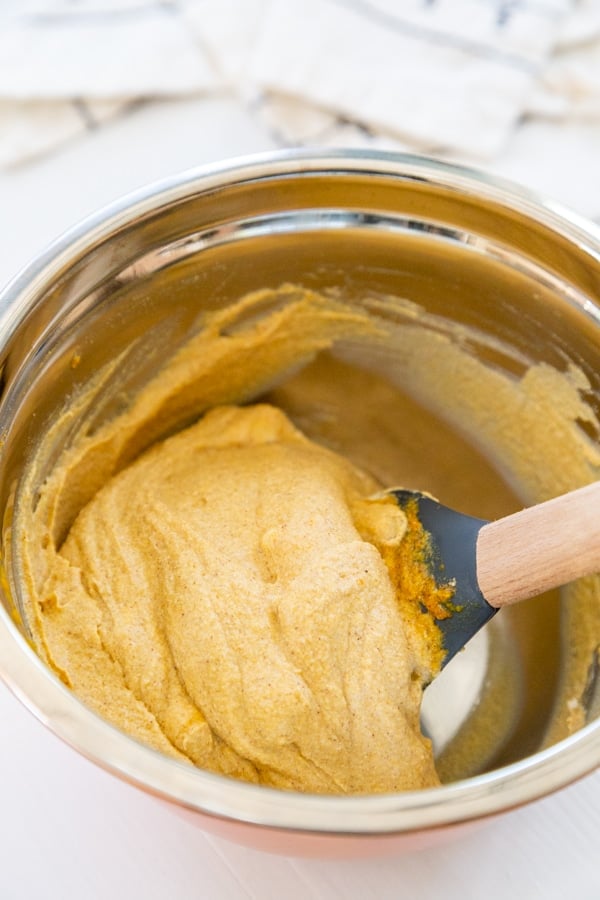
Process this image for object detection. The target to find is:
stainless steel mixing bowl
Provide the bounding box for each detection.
[0,151,598,857]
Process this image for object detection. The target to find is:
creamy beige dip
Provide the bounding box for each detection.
[14,284,600,792]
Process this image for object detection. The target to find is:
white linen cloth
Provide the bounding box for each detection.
[1,0,599,168]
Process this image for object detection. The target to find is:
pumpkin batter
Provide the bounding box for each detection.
[14,284,600,793]
[16,287,451,794]
[47,403,443,792]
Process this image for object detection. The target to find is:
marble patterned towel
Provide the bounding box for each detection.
[0,0,598,168]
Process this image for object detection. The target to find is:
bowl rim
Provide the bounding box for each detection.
[0,148,598,836]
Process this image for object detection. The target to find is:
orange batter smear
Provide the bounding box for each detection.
[378,498,456,676]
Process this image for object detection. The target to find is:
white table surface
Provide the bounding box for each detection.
[0,96,599,900]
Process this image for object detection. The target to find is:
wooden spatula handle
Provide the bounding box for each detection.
[476,481,600,608]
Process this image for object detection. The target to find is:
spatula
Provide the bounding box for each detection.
[392,481,600,668]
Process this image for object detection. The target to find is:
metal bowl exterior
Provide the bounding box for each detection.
[0,150,598,855]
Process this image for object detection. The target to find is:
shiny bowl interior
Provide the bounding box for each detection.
[0,150,598,846]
